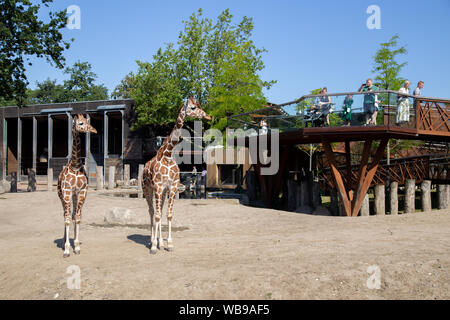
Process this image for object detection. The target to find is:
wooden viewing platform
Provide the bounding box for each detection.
[230,92,449,216]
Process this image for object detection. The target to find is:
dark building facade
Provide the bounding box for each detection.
[0,99,159,184]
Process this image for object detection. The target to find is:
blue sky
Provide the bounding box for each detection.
[27,0,450,105]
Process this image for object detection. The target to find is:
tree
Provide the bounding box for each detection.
[0,0,72,105]
[26,61,108,104]
[372,34,407,91]
[122,9,275,131]
[27,78,65,104]
[111,72,136,99]
[62,61,108,102]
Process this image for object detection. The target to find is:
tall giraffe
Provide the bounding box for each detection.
[57,114,97,258]
[142,96,211,254]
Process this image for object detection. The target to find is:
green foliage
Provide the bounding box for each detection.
[111,72,136,99]
[372,34,407,90]
[295,88,322,113]
[0,0,72,105]
[25,61,108,105]
[61,61,108,102]
[27,78,65,104]
[122,9,275,131]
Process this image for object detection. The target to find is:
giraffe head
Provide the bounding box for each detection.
[73,114,97,134]
[183,96,211,121]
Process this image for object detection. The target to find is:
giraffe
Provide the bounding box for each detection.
[57,114,97,258]
[142,96,211,254]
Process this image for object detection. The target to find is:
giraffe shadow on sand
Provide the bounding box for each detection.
[54,238,79,251]
[127,234,151,249]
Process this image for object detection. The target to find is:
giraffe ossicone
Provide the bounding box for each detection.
[142,96,211,254]
[57,114,97,258]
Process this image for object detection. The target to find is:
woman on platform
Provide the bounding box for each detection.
[396,81,411,125]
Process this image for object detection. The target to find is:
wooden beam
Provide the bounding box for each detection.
[351,139,388,216]
[323,140,352,216]
[351,139,372,214]
[345,141,352,190]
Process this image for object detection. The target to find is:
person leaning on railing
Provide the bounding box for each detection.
[358,78,379,126]
[341,94,353,126]
[396,80,411,125]
[313,87,332,126]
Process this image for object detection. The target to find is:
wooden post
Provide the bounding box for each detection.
[438,184,449,210]
[404,179,416,213]
[10,172,17,192]
[359,193,370,216]
[138,164,144,198]
[374,184,385,215]
[96,166,104,190]
[47,168,53,192]
[124,164,130,188]
[27,169,36,192]
[390,181,398,215]
[108,166,115,190]
[421,180,432,212]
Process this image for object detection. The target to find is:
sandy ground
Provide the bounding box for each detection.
[0,185,449,300]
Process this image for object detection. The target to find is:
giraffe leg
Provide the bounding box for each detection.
[165,185,177,251]
[154,188,163,252]
[62,190,72,258]
[144,185,157,254]
[73,189,86,254]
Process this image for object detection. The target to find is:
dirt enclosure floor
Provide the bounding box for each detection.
[0,188,449,300]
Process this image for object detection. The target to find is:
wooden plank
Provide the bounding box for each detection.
[323,140,351,216]
[351,139,388,216]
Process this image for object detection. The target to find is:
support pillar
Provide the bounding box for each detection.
[17,117,22,182]
[390,181,398,215]
[421,180,432,212]
[96,166,104,190]
[67,112,72,160]
[32,116,37,172]
[124,164,130,188]
[108,166,115,190]
[2,118,7,181]
[374,184,385,215]
[438,184,449,210]
[85,114,91,179]
[48,115,53,169]
[359,193,370,216]
[104,111,109,172]
[404,179,416,213]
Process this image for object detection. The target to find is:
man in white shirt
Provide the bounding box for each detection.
[413,81,424,96]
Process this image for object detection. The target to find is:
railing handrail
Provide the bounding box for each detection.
[228,90,450,119]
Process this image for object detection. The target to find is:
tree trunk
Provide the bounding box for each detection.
[374,184,385,215]
[360,193,370,216]
[124,164,130,188]
[390,181,398,215]
[438,184,449,210]
[108,166,115,190]
[404,179,416,214]
[421,180,432,212]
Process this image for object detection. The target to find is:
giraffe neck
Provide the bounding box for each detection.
[159,109,186,159]
[69,126,83,170]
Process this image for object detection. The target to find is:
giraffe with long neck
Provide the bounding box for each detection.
[142,96,211,254]
[57,114,97,258]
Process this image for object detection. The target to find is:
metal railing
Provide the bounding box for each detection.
[227,90,450,136]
